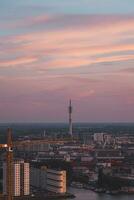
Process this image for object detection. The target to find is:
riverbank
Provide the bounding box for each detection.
[68,188,134,200]
[0,193,75,200]
[70,182,134,195]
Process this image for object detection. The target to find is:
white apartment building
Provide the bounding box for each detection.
[93,133,105,143]
[3,160,30,197]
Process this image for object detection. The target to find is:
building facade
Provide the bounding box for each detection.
[3,160,30,197]
[46,169,66,194]
[94,133,105,143]
[31,167,66,194]
[30,166,47,189]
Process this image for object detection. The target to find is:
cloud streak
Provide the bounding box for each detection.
[1,15,134,71]
[0,10,134,122]
[0,56,38,67]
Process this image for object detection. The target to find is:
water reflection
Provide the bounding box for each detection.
[65,188,134,200]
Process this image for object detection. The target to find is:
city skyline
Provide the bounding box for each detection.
[0,0,134,122]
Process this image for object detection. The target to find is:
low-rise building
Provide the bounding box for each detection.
[47,169,66,194]
[30,166,66,194]
[94,133,105,144]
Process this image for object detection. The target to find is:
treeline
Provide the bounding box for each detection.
[98,169,133,190]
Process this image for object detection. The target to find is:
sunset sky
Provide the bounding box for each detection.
[0,0,134,122]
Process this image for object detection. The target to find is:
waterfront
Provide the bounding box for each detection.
[66,188,134,200]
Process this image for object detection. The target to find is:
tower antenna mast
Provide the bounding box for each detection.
[68,100,73,136]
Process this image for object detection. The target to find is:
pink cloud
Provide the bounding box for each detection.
[1,15,133,71]
[0,14,134,121]
[0,56,38,67]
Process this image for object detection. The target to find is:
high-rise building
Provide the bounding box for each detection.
[68,100,73,136]
[3,160,30,197]
[30,166,47,190]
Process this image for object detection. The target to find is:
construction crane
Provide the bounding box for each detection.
[0,128,13,200]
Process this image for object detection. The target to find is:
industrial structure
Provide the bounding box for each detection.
[68,100,73,136]
[0,128,13,200]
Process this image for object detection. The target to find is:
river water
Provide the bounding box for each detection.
[66,188,134,200]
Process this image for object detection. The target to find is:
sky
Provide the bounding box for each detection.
[0,0,134,123]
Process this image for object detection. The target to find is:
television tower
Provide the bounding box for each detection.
[68,99,73,136]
